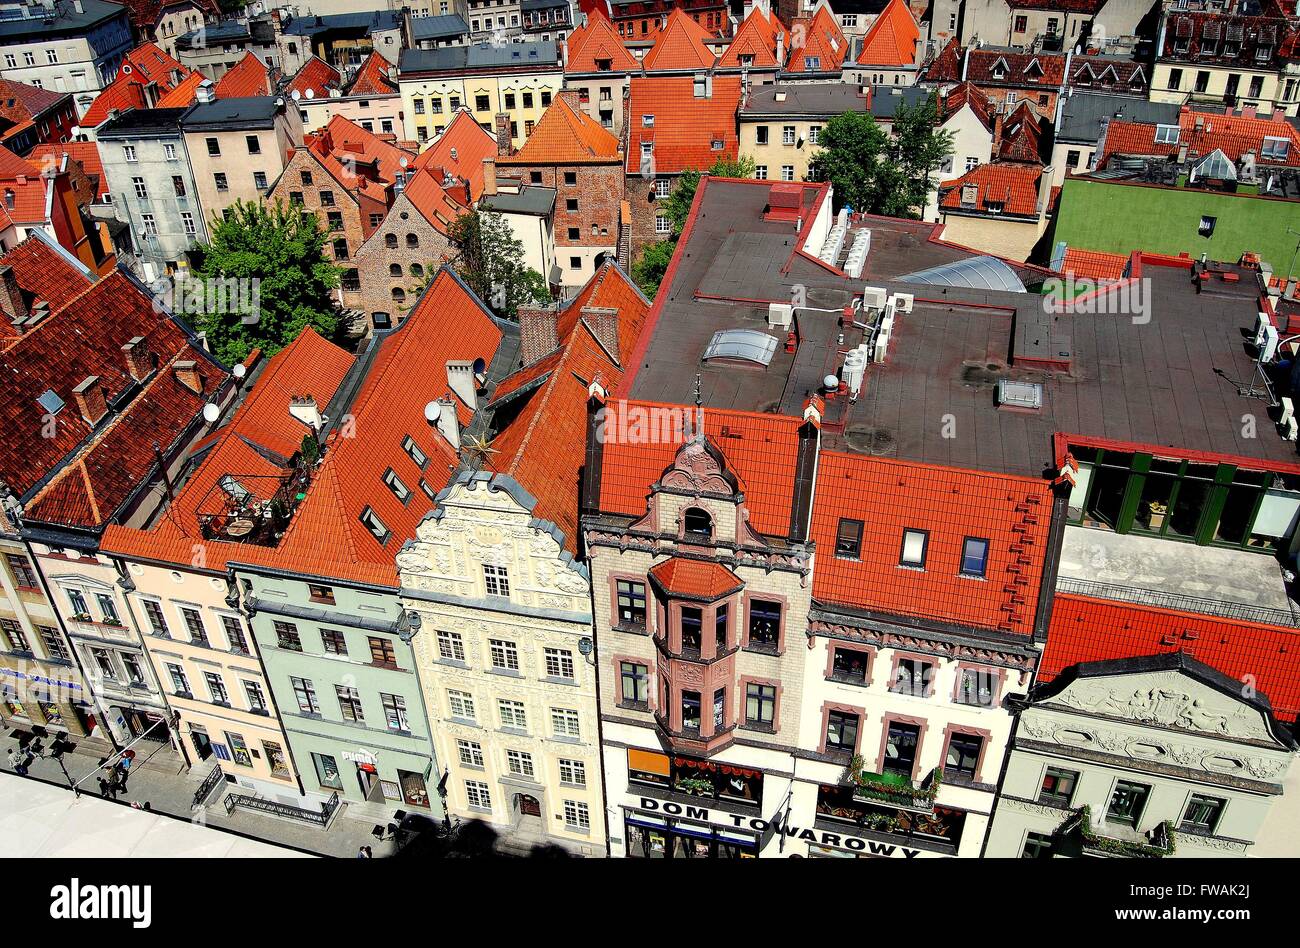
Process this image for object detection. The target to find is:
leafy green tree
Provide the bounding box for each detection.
[191,199,341,366]
[632,240,675,298]
[886,94,955,218]
[809,111,892,215]
[662,155,757,236]
[448,208,549,318]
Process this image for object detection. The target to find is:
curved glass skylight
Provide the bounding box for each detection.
[897,255,1028,293]
[702,329,779,365]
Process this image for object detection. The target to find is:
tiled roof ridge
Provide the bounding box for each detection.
[817,446,1049,489]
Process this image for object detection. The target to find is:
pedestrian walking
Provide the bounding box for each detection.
[8,747,27,776]
[357,845,373,859]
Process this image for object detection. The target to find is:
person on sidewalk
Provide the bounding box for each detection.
[357,846,373,859]
[8,747,27,776]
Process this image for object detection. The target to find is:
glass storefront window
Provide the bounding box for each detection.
[624,817,758,858]
[398,769,431,808]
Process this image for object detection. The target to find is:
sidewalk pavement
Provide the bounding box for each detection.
[2,731,401,858]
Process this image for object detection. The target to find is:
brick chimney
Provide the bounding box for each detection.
[518,307,559,366]
[122,335,152,381]
[558,88,581,110]
[73,376,107,425]
[482,156,497,196]
[992,108,1005,154]
[0,264,26,325]
[495,113,512,156]
[173,360,203,394]
[582,305,620,361]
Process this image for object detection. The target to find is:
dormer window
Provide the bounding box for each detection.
[805,56,821,70]
[642,114,654,127]
[1154,124,1180,144]
[683,508,713,541]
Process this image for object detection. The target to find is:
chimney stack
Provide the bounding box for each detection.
[432,395,459,449]
[1036,166,1055,217]
[445,360,478,408]
[122,335,152,381]
[0,264,27,325]
[482,156,497,196]
[73,376,108,425]
[518,307,559,366]
[495,113,512,156]
[581,306,620,361]
[173,360,203,395]
[288,394,323,430]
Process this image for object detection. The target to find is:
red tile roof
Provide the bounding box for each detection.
[413,109,498,202]
[81,43,194,127]
[499,94,620,165]
[0,145,51,226]
[1062,247,1128,281]
[598,402,807,538]
[811,452,1051,636]
[285,56,341,100]
[940,80,993,132]
[30,141,110,201]
[0,79,69,128]
[0,234,93,335]
[1161,11,1293,71]
[224,269,504,587]
[154,71,206,109]
[213,52,272,99]
[927,44,1146,94]
[565,10,640,74]
[1042,593,1300,720]
[1100,107,1300,168]
[786,4,848,73]
[717,8,783,70]
[309,115,415,203]
[488,263,651,553]
[101,328,354,569]
[998,100,1043,163]
[401,167,464,237]
[625,75,742,175]
[650,557,744,600]
[940,161,1047,217]
[347,52,398,96]
[1,271,226,530]
[114,0,219,31]
[856,0,920,67]
[642,8,717,72]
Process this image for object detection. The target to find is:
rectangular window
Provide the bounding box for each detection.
[499,698,527,729]
[243,680,267,712]
[448,689,476,720]
[544,647,574,680]
[891,657,933,697]
[437,630,465,662]
[960,537,989,577]
[755,124,768,145]
[1039,767,1078,807]
[226,732,253,767]
[945,732,983,779]
[206,137,220,156]
[292,677,319,714]
[559,758,586,786]
[96,594,121,625]
[484,564,510,597]
[204,671,228,705]
[368,636,397,668]
[383,468,411,502]
[457,739,484,767]
[680,607,702,655]
[0,619,28,653]
[619,661,649,706]
[836,518,863,558]
[958,667,996,706]
[1022,832,1053,858]
[253,171,268,191]
[563,800,590,831]
[748,599,781,649]
[1106,781,1150,826]
[320,628,348,655]
[39,627,68,662]
[181,212,196,236]
[781,165,795,182]
[307,583,334,604]
[6,553,37,588]
[900,529,928,568]
[825,709,859,752]
[745,682,776,727]
[245,134,261,154]
[883,721,920,776]
[221,616,248,654]
[123,144,137,162]
[166,663,188,694]
[1181,794,1225,833]
[275,621,302,651]
[489,638,519,671]
[782,125,796,145]
[360,507,390,543]
[313,753,343,789]
[381,693,409,731]
[654,215,670,234]
[465,780,491,810]
[1154,123,1180,145]
[615,579,646,627]
[755,165,768,180]
[336,685,365,723]
[831,647,868,684]
[213,173,228,192]
[122,654,145,684]
[551,707,580,738]
[506,749,535,777]
[180,607,206,644]
[142,600,169,635]
[401,435,427,469]
[681,691,701,733]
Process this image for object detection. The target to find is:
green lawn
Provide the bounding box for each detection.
[1053,178,1300,278]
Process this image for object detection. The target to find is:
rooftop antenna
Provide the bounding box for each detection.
[691,373,705,443]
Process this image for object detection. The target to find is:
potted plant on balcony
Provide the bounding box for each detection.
[674,775,714,797]
[1063,805,1177,857]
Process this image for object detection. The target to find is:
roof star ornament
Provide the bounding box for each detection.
[460,431,499,471]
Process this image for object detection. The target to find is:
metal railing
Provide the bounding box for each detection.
[1057,576,1300,628]
[192,764,225,808]
[224,790,340,828]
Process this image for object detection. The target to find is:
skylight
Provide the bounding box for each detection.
[703,330,779,366]
[37,390,65,416]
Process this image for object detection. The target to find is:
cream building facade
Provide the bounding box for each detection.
[985,653,1297,858]
[400,472,605,855]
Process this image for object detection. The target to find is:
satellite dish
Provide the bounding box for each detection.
[399,156,409,168]
[233,363,247,378]
[578,636,593,656]
[823,374,839,390]
[291,88,301,100]
[424,400,441,422]
[305,88,315,99]
[202,403,220,424]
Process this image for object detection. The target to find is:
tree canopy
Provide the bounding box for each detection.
[632,240,675,298]
[662,155,757,236]
[448,207,549,318]
[190,199,341,366]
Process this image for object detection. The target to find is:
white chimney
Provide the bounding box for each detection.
[289,395,323,431]
[430,396,460,449]
[445,360,478,408]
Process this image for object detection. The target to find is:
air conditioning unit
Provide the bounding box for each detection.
[1287,416,1298,442]
[1262,324,1280,362]
[890,292,914,314]
[862,286,887,311]
[872,334,889,363]
[768,302,794,329]
[1282,396,1295,427]
[1256,312,1272,346]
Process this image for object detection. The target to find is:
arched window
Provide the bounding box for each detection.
[385,233,398,249]
[410,263,423,278]
[683,508,712,541]
[389,263,402,277]
[391,287,406,304]
[3,190,13,210]
[405,233,419,248]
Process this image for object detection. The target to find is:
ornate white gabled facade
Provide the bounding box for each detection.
[986,653,1297,858]
[399,471,605,855]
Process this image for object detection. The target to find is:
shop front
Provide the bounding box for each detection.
[624,810,760,858]
[288,729,436,813]
[0,662,96,738]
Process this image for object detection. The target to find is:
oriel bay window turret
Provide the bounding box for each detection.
[1065,444,1300,551]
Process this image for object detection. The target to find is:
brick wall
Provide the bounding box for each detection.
[269,150,366,310]
[353,190,457,330]
[626,172,672,263]
[502,159,623,286]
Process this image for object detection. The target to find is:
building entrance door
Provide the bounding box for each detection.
[356,763,385,802]
[518,794,541,817]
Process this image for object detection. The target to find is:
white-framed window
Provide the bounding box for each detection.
[781,166,795,181]
[653,178,670,199]
[448,689,475,720]
[782,125,796,145]
[204,671,228,704]
[551,707,580,738]
[563,799,590,831]
[499,698,527,729]
[558,758,586,786]
[381,693,409,731]
[437,630,465,662]
[181,212,196,236]
[506,749,535,777]
[243,680,267,712]
[141,214,158,236]
[489,638,518,671]
[465,779,491,810]
[483,564,509,597]
[755,165,768,180]
[809,126,821,145]
[164,143,177,160]
[1263,135,1290,160]
[123,145,137,162]
[1154,124,1180,144]
[543,647,574,680]
[965,156,980,172]
[457,739,483,767]
[654,214,670,234]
